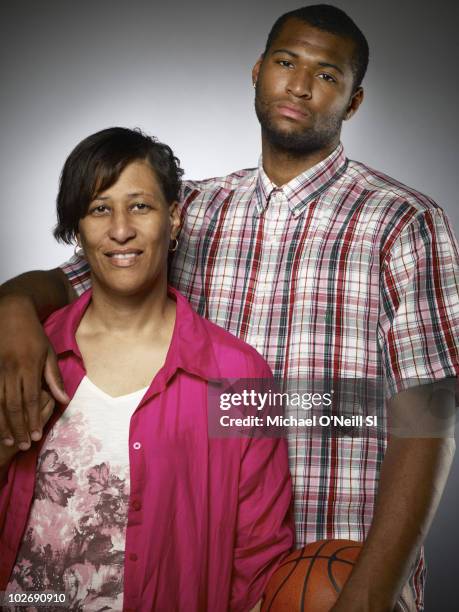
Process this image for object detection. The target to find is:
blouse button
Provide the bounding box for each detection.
[129,553,138,562]
[133,442,142,450]
[132,499,141,511]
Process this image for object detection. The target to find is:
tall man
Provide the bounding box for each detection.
[1,5,458,611]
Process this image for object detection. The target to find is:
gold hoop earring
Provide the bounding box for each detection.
[74,242,85,259]
[169,238,179,253]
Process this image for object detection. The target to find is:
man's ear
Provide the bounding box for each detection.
[169,202,181,239]
[344,87,364,121]
[252,55,263,88]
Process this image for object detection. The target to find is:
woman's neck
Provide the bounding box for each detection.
[81,277,174,337]
[75,277,177,397]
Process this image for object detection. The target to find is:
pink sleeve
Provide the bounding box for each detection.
[230,357,294,611]
[0,451,37,589]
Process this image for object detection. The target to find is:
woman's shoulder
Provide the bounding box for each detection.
[173,288,272,379]
[43,290,91,345]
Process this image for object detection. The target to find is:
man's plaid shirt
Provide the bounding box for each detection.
[62,144,459,609]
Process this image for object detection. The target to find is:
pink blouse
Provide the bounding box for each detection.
[0,287,293,611]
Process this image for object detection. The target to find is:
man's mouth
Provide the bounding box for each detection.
[276,104,310,121]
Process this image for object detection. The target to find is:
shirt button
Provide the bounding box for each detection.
[129,553,138,562]
[132,442,142,450]
[132,499,141,511]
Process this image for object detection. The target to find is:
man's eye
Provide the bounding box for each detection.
[278,60,294,69]
[318,73,336,83]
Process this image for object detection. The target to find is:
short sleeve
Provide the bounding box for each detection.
[60,254,92,297]
[379,208,459,397]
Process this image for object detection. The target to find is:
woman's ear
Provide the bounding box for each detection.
[73,232,85,259]
[169,202,181,239]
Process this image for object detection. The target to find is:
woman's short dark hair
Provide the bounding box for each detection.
[54,127,184,244]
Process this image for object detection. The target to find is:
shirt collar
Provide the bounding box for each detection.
[47,286,222,390]
[255,143,348,217]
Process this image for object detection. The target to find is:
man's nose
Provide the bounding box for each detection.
[287,69,313,98]
[108,211,136,242]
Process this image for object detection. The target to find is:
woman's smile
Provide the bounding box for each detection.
[104,249,144,268]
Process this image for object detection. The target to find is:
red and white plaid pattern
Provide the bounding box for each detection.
[62,144,459,609]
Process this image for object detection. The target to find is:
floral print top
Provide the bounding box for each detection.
[6,377,146,611]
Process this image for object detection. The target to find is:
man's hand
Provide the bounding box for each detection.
[330,592,404,612]
[0,294,69,449]
[331,380,457,612]
[0,388,55,485]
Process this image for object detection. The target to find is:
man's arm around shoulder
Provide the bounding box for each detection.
[0,268,74,449]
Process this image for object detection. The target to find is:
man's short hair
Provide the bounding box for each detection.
[264,4,369,90]
[54,127,183,244]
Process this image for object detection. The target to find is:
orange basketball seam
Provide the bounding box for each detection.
[261,540,362,612]
[263,548,304,611]
[300,540,330,612]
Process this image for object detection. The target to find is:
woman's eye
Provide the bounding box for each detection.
[90,205,109,215]
[131,202,152,212]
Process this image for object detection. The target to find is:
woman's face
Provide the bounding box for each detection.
[77,159,180,297]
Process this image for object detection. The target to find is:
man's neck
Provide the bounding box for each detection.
[261,134,339,187]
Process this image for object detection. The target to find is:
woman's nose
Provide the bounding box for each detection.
[108,211,136,242]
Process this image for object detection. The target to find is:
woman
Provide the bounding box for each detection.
[0,128,293,611]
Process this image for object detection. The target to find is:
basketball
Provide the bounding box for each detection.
[261,539,363,611]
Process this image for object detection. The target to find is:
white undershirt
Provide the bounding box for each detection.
[73,376,148,466]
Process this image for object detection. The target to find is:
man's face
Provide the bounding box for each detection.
[253,19,363,154]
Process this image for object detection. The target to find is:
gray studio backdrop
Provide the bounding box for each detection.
[1,0,458,608]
